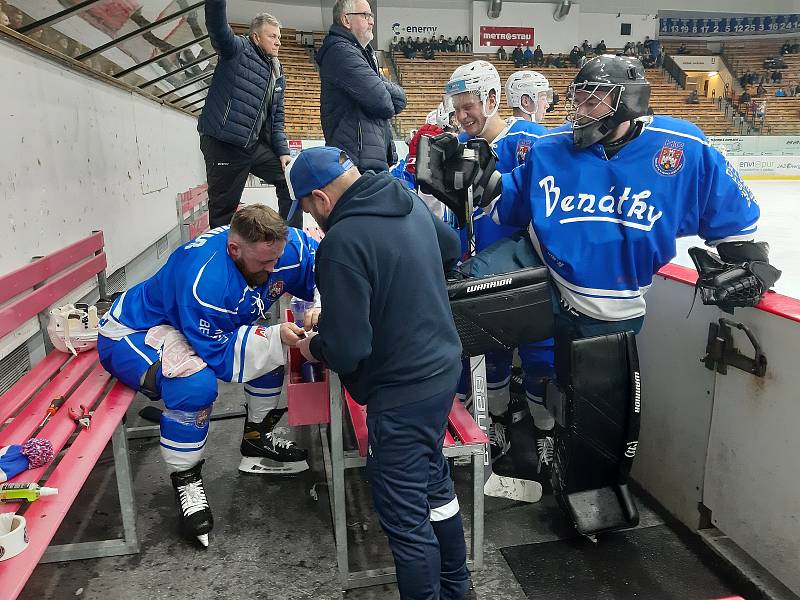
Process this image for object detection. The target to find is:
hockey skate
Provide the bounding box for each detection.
[488,412,510,462]
[239,408,309,474]
[170,460,213,548]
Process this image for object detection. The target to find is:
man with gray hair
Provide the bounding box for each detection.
[316,0,406,171]
[198,0,300,229]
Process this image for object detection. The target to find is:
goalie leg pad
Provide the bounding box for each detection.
[547,331,641,536]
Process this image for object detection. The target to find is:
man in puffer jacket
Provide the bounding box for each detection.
[317,0,406,172]
[198,1,299,228]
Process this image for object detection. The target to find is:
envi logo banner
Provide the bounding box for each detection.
[479,26,534,46]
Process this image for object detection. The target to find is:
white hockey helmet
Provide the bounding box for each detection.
[444,60,502,118]
[506,70,553,119]
[435,96,456,129]
[425,109,439,125]
[47,304,100,356]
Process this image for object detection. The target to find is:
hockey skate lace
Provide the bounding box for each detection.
[537,435,554,470]
[488,422,507,450]
[179,481,209,516]
[266,431,295,450]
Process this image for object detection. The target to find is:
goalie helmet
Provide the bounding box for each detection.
[444,60,502,118]
[567,55,651,149]
[506,71,553,121]
[47,304,100,355]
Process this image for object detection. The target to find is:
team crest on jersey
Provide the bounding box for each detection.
[517,140,532,164]
[653,141,685,176]
[253,326,270,338]
[195,407,211,428]
[268,280,285,299]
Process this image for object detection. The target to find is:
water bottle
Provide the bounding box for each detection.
[290,297,311,328]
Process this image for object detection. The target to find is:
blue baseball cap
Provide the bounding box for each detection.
[285,146,355,221]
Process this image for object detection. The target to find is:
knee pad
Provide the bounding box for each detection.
[545,331,641,536]
[162,368,218,412]
[519,340,555,399]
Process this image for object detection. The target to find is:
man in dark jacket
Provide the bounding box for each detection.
[198,1,299,228]
[316,0,406,172]
[287,147,470,600]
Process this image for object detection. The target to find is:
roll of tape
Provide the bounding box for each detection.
[0,514,29,561]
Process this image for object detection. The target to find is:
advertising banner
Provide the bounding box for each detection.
[479,26,534,47]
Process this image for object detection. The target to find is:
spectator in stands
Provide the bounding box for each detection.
[0,11,9,27]
[686,90,700,104]
[595,39,607,55]
[581,39,591,56]
[524,45,534,66]
[623,41,635,56]
[551,53,566,68]
[739,89,751,107]
[756,83,767,97]
[512,44,525,68]
[677,43,689,55]
[795,82,800,96]
[771,69,783,83]
[656,48,665,67]
[317,0,406,172]
[463,35,472,52]
[397,36,406,53]
[496,46,508,61]
[446,36,456,52]
[197,2,296,228]
[635,40,644,56]
[533,44,544,66]
[775,87,787,97]
[289,146,469,600]
[780,41,791,55]
[455,35,463,52]
[423,40,435,60]
[569,45,582,66]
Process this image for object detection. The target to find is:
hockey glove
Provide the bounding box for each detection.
[464,138,502,210]
[688,241,781,310]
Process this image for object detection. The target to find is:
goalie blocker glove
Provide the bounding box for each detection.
[416,134,502,226]
[689,241,781,310]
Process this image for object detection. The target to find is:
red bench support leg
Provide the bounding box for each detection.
[41,418,140,562]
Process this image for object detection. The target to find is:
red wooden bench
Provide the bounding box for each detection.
[0,232,139,600]
[177,183,210,243]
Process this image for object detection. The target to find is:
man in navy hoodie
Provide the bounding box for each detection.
[286,147,470,600]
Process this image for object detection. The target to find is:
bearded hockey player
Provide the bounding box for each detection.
[418,55,780,535]
[98,205,320,546]
[445,61,554,494]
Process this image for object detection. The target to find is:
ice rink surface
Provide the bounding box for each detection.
[674,179,799,300]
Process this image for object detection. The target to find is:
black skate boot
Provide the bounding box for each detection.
[239,408,309,474]
[170,460,213,547]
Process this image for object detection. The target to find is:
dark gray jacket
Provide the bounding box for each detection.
[197,0,289,155]
[316,24,406,171]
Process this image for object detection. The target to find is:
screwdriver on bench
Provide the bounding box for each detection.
[39,396,66,428]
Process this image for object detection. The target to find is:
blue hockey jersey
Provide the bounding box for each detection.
[99,226,319,383]
[489,115,760,321]
[460,118,546,253]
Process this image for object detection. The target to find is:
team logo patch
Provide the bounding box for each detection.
[253,326,270,338]
[268,279,285,299]
[653,141,685,176]
[195,407,211,428]
[517,140,532,164]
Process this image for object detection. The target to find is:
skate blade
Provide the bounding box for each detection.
[238,456,309,474]
[484,473,543,503]
[197,534,209,547]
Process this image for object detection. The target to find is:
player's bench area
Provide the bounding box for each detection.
[0,232,139,600]
[285,311,489,590]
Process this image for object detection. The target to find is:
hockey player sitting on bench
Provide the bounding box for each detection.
[98,205,320,546]
[417,55,780,536]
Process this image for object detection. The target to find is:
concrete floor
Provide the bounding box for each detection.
[18,382,665,600]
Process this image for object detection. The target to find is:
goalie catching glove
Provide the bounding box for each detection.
[416,133,502,227]
[689,241,781,310]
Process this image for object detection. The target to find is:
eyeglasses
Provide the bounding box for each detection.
[347,12,375,22]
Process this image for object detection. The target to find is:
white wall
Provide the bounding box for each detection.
[378,6,472,50]
[577,12,658,50]
[227,0,325,32]
[0,38,205,276]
